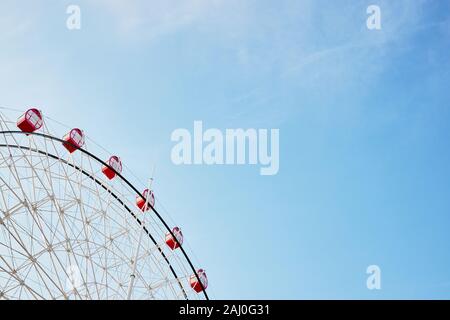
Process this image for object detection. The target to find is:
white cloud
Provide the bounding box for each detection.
[216,0,434,127]
[0,1,40,42]
[91,0,237,40]
[0,0,438,129]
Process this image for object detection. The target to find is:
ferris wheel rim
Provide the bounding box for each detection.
[0,142,189,299]
[0,129,209,300]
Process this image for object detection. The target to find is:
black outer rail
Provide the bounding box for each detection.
[0,130,209,299]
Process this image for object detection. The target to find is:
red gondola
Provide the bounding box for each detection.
[62,128,85,153]
[165,227,183,250]
[190,269,208,293]
[17,108,43,133]
[102,156,122,180]
[136,189,155,212]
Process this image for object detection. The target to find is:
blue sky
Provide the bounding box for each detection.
[1,0,450,299]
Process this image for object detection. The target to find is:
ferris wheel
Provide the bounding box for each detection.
[0,108,208,300]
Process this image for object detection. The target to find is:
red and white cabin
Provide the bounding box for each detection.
[62,128,85,153]
[136,189,155,212]
[102,156,122,180]
[16,108,43,133]
[165,227,183,250]
[190,269,208,293]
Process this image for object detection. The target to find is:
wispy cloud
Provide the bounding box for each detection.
[0,0,440,128]
[218,0,435,127]
[0,1,40,42]
[91,0,241,40]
